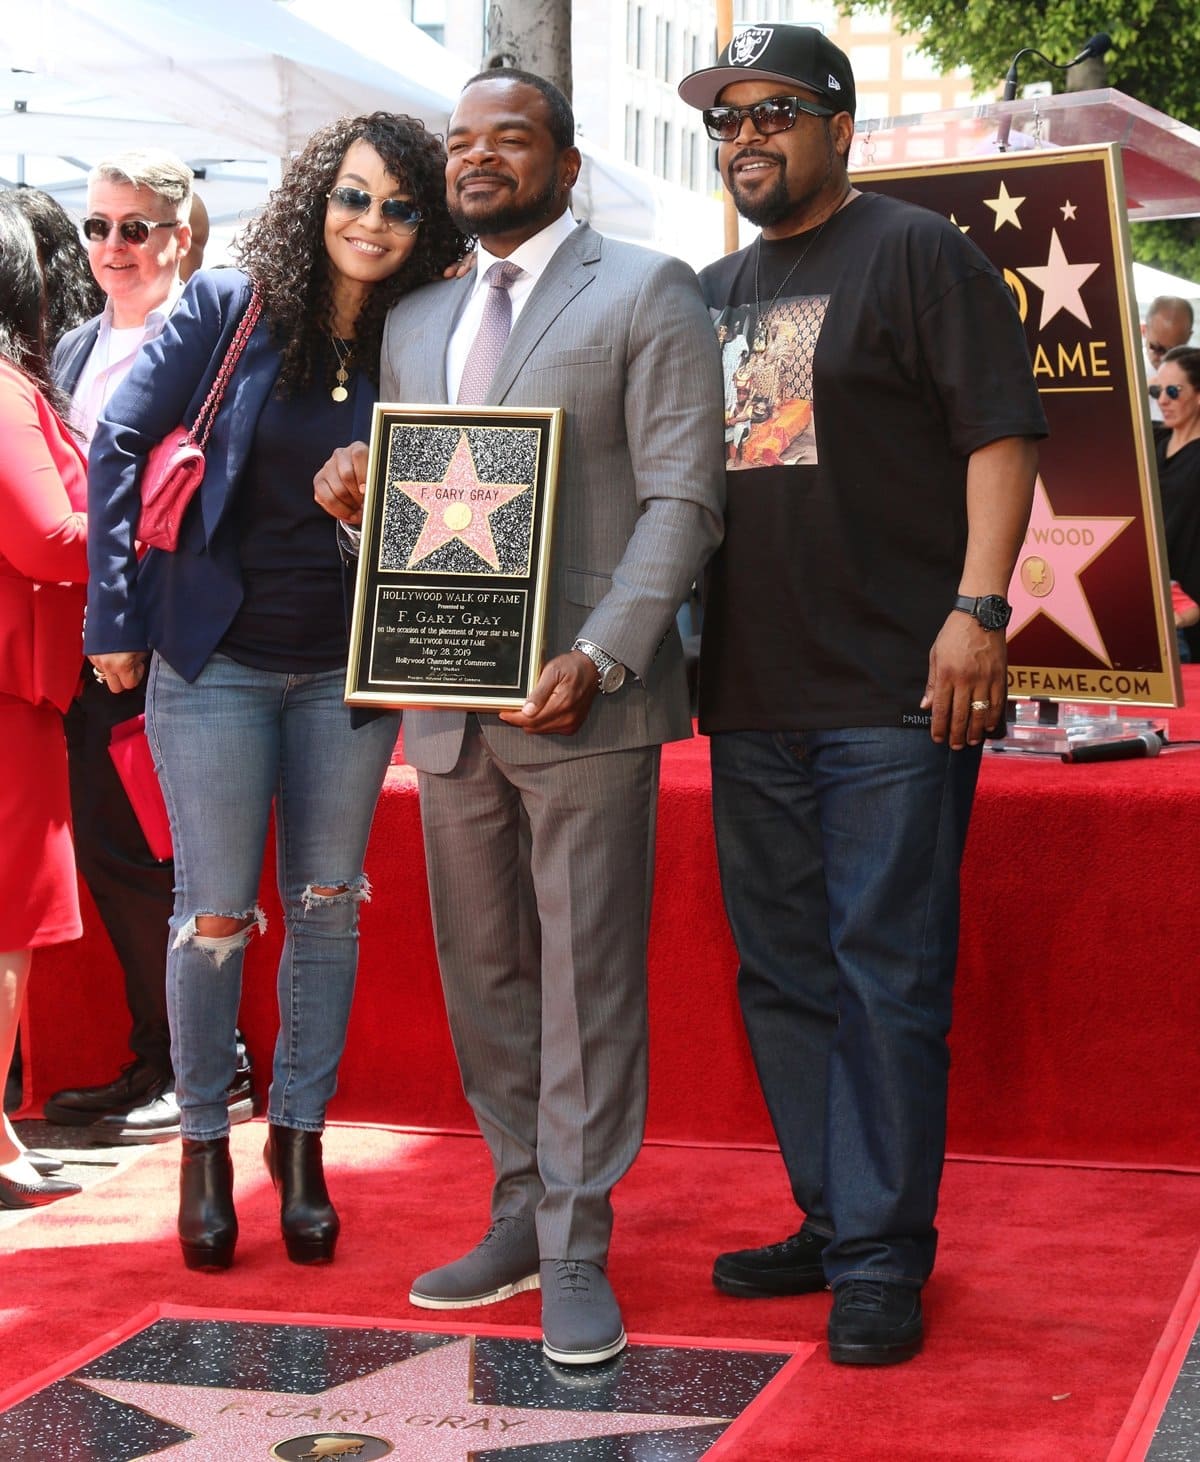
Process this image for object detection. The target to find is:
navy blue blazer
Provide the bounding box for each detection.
[84,268,377,681]
[52,317,103,395]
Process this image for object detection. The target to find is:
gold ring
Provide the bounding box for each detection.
[970,699,990,711]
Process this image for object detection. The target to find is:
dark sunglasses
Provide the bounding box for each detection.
[1149,383,1183,400]
[326,185,423,233]
[702,94,834,142]
[82,216,179,245]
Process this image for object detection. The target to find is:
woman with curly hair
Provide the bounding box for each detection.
[84,112,465,1272]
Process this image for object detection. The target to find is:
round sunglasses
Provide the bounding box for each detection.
[82,217,179,246]
[702,94,834,142]
[1150,383,1184,401]
[326,185,423,234]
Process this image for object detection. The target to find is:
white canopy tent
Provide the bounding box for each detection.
[0,0,657,252]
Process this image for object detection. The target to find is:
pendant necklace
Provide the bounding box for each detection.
[330,335,354,403]
[752,188,851,348]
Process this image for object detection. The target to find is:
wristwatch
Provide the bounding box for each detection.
[953,593,1012,633]
[573,638,626,694]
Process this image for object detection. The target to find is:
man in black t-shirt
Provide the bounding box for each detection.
[680,25,1046,1365]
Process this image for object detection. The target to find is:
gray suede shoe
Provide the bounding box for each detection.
[540,1260,627,1366]
[408,1216,540,1309]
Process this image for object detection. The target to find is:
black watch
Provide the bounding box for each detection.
[953,593,1012,633]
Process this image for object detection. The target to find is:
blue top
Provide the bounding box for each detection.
[220,343,350,672]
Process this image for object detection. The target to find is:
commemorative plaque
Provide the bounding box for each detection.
[346,404,562,710]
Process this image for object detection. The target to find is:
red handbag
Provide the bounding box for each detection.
[137,290,263,551]
[108,714,173,862]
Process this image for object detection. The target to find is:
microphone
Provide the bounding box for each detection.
[996,30,1112,150]
[1062,730,1162,763]
[1068,32,1113,66]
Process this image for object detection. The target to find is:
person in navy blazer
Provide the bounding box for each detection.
[84,112,465,1274]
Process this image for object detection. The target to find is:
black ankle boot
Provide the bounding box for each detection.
[178,1137,236,1271]
[264,1124,339,1264]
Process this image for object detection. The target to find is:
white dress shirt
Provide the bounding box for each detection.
[71,277,184,447]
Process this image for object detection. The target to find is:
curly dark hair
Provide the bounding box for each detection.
[9,187,105,349]
[234,111,465,396]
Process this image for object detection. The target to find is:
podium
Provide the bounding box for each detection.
[851,88,1200,221]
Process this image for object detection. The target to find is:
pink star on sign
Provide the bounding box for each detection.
[1008,477,1133,663]
[399,432,527,570]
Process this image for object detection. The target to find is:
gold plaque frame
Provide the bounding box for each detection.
[346,403,563,710]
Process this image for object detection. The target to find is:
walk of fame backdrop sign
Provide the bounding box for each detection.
[346,405,563,711]
[856,144,1181,708]
[0,1307,812,1460]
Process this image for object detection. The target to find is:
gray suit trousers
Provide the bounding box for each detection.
[417,717,659,1264]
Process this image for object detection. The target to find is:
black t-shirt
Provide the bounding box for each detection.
[697,190,1047,733]
[1155,428,1200,658]
[219,353,351,673]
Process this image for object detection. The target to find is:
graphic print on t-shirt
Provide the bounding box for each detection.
[713,294,827,471]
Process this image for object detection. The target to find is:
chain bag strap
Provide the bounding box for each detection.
[137,287,263,552]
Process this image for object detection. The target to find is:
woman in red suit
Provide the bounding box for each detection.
[0,194,89,1208]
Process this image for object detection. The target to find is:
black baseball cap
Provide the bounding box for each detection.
[678,23,856,118]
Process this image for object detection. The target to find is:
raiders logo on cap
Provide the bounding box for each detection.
[729,26,774,67]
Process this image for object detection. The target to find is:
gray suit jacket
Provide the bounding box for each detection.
[382,222,726,772]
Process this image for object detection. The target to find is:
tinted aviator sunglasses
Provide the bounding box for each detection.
[702,94,834,142]
[1149,383,1184,400]
[326,185,423,233]
[82,216,179,245]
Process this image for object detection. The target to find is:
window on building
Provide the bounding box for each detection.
[661,119,671,179]
[662,20,672,82]
[636,6,646,70]
[634,107,645,167]
[407,0,445,46]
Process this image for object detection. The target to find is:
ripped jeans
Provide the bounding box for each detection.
[146,653,400,1140]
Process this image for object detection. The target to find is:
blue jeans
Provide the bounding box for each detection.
[710,726,981,1289]
[145,654,399,1140]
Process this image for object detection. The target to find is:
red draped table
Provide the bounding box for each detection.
[24,669,1200,1168]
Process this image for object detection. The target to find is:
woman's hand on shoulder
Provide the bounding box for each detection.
[442,249,477,280]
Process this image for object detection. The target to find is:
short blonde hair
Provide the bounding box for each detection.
[88,149,194,221]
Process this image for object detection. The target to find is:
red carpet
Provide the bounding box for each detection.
[2,1124,1198,1459]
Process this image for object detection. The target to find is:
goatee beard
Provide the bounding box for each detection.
[730,170,794,229]
[449,174,560,239]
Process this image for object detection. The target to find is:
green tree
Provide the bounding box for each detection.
[842,0,1200,278]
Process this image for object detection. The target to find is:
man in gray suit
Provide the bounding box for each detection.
[315,68,725,1365]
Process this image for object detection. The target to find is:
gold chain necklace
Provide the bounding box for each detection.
[330,335,354,403]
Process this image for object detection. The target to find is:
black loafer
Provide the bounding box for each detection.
[827,1279,923,1365]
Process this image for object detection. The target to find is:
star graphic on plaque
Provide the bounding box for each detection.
[79,1337,732,1458]
[1009,477,1134,662]
[1060,199,1078,220]
[396,431,528,571]
[1016,229,1101,329]
[983,179,1026,230]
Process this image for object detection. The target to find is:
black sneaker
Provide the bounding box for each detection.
[827,1279,924,1365]
[43,1061,169,1125]
[712,1223,830,1297]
